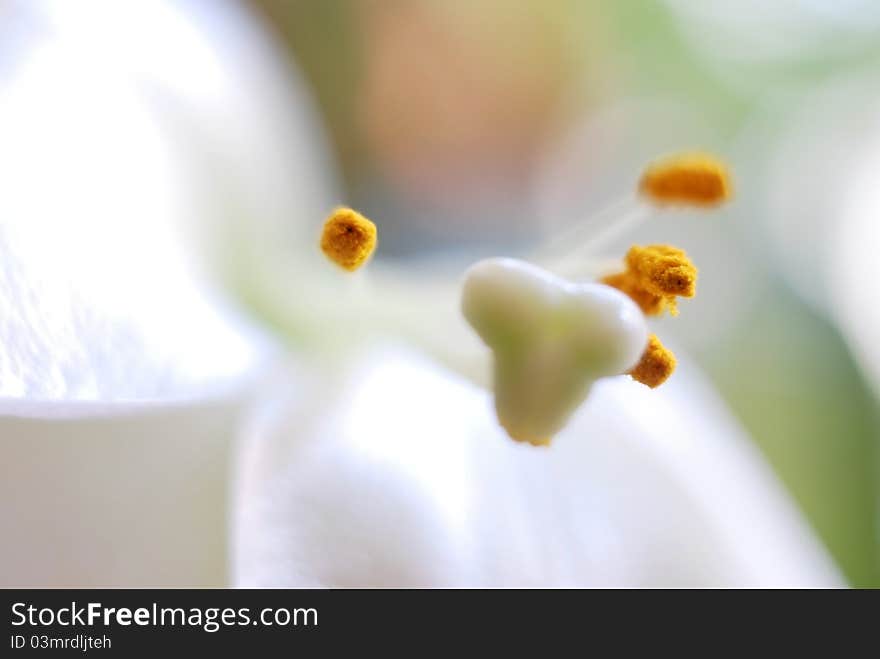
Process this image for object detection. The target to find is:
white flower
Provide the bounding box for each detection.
[233,170,841,586]
[0,0,843,588]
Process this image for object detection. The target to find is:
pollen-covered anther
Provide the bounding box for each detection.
[629,334,676,388]
[639,152,731,208]
[627,245,696,298]
[320,207,378,272]
[602,244,697,316]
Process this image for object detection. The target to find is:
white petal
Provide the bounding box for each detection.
[1,398,261,587]
[0,0,324,586]
[233,346,841,587]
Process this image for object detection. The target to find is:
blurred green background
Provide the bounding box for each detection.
[248,0,879,586]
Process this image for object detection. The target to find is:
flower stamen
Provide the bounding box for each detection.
[629,334,676,388]
[602,244,697,317]
[639,152,731,208]
[535,152,730,278]
[320,207,378,271]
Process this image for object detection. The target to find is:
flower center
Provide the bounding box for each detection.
[312,151,732,444]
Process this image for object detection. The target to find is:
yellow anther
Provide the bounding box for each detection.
[629,334,676,388]
[601,271,668,316]
[320,207,378,271]
[602,244,697,316]
[626,245,696,298]
[639,152,731,208]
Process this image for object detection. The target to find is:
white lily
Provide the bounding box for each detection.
[1,0,842,588]
[232,191,841,589]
